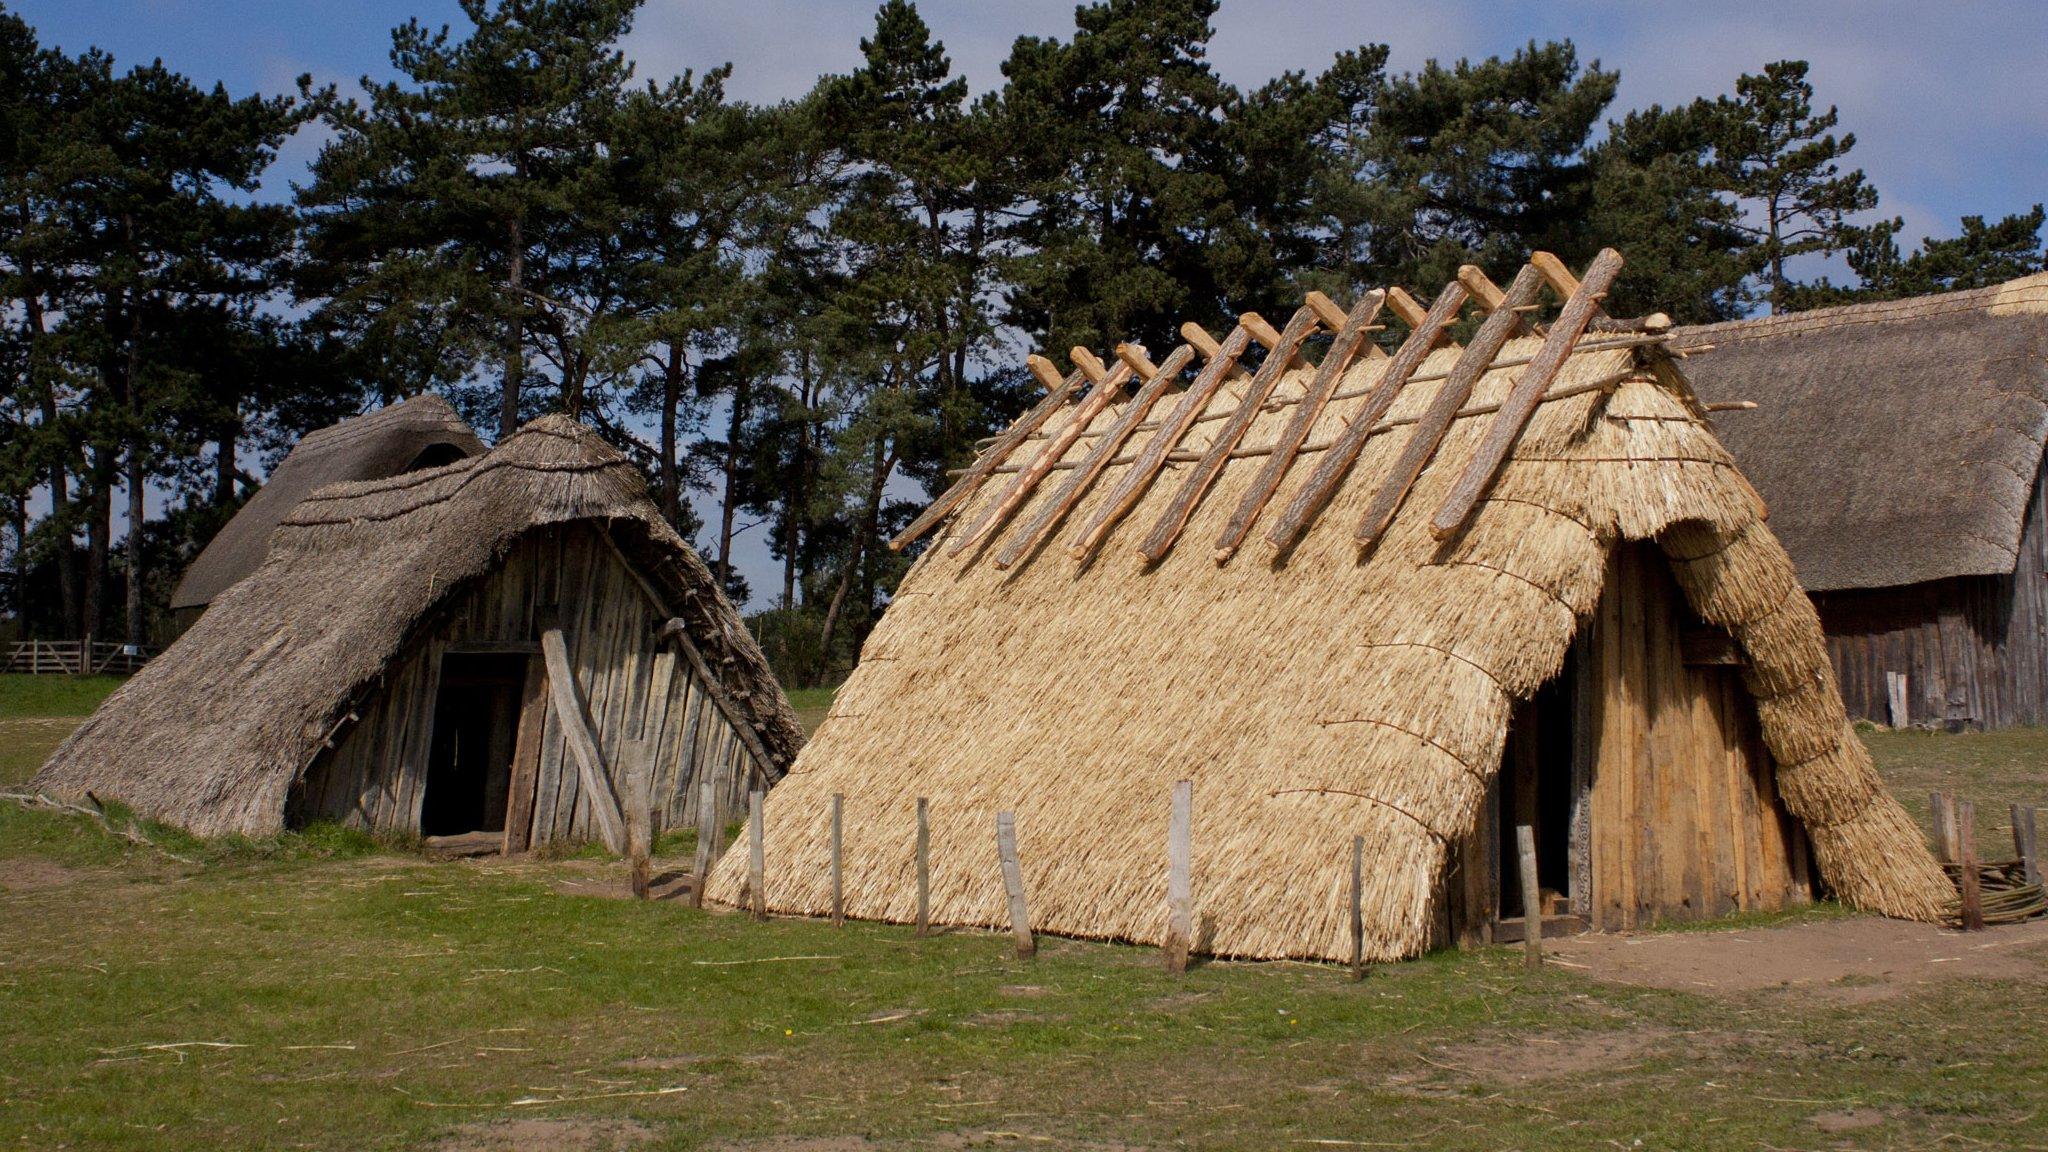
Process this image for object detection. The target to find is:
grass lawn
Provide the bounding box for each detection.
[0,673,125,788]
[2,682,2045,1149]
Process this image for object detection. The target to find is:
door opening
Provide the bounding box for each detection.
[421,653,530,838]
[1498,651,1577,921]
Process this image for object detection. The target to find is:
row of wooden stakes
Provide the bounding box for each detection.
[1928,793,2044,930]
[893,250,1672,566]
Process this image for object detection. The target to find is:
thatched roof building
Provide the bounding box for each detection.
[706,253,1950,962]
[39,416,802,847]
[1674,273,2048,728]
[171,393,485,614]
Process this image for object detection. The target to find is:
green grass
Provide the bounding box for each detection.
[1861,724,2048,850]
[2,708,2045,1149]
[0,672,125,718]
[785,684,837,734]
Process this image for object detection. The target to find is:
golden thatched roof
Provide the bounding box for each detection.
[707,253,1949,961]
[37,416,802,837]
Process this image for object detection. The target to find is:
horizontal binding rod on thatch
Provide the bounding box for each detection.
[948,354,1133,557]
[891,357,1082,551]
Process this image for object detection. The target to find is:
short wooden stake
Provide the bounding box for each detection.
[2013,804,2041,887]
[747,788,767,921]
[1957,799,1984,931]
[830,793,845,927]
[996,811,1035,958]
[1164,780,1193,973]
[1516,824,1542,969]
[914,797,930,937]
[689,773,719,908]
[1349,835,1366,981]
[1931,792,1958,863]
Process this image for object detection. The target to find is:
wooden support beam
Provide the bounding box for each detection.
[1025,353,1065,393]
[1385,287,1428,329]
[1354,264,1544,550]
[1429,249,1624,540]
[689,772,718,907]
[996,344,1199,569]
[1517,823,1543,968]
[1215,290,1386,561]
[1460,264,1544,337]
[651,615,780,786]
[1957,799,1984,931]
[501,653,546,855]
[948,361,1134,557]
[890,366,1085,550]
[1069,326,1257,564]
[1264,280,1469,555]
[1180,321,1222,359]
[1071,345,1111,384]
[1114,343,1160,379]
[1165,780,1193,974]
[1137,306,1321,563]
[997,811,1035,958]
[1240,311,1283,348]
[537,610,628,855]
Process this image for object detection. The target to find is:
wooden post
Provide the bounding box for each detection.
[1957,799,1984,931]
[1164,780,1193,973]
[1516,824,1542,969]
[501,654,547,855]
[996,811,1035,958]
[830,793,845,927]
[1930,792,1958,862]
[1886,671,1910,728]
[689,772,719,908]
[747,788,767,921]
[537,612,628,855]
[1788,829,1813,906]
[914,797,930,937]
[1349,835,1366,982]
[2013,804,2041,887]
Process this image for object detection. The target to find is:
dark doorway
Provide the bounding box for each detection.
[420,653,529,837]
[1497,649,1577,920]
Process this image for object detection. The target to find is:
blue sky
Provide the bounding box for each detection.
[14,1,2048,607]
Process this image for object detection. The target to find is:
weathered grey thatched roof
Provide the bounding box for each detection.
[171,393,486,610]
[1672,273,2048,592]
[39,415,802,837]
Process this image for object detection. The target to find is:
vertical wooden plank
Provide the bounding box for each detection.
[1957,799,1984,931]
[502,654,547,854]
[830,793,845,927]
[690,772,719,908]
[915,797,931,937]
[1517,824,1542,969]
[1164,780,1192,973]
[996,811,1035,958]
[1931,792,1958,862]
[747,789,767,920]
[2012,805,2040,887]
[1568,627,1595,920]
[1349,835,1366,981]
[539,613,628,854]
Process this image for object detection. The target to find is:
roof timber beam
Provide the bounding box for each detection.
[891,361,1085,550]
[1264,279,1470,556]
[1458,264,1545,337]
[1384,287,1429,329]
[1137,305,1323,564]
[1070,324,1257,565]
[1214,289,1388,563]
[1429,249,1626,542]
[995,342,1200,570]
[1354,263,1546,550]
[947,352,1133,557]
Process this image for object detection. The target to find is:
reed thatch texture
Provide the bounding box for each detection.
[35,416,802,837]
[706,307,1950,959]
[171,393,485,611]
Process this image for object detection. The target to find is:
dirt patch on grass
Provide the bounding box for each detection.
[1810,1107,1890,1133]
[1425,1027,1680,1084]
[434,1117,656,1151]
[0,856,83,892]
[1549,915,2048,997]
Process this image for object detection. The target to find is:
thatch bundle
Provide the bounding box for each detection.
[704,280,1951,959]
[35,415,802,837]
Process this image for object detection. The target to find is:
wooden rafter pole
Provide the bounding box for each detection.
[537,608,629,855]
[889,357,1080,551]
[1136,306,1322,564]
[1458,264,1543,337]
[1067,324,1256,565]
[1262,281,1469,556]
[1429,249,1626,541]
[995,343,1198,570]
[1213,290,1386,562]
[947,353,1133,557]
[1354,263,1546,550]
[1383,287,1428,329]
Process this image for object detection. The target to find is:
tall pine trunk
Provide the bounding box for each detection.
[659,342,683,528]
[84,451,111,645]
[500,216,525,439]
[22,280,79,637]
[816,438,895,681]
[715,373,750,593]
[125,451,145,645]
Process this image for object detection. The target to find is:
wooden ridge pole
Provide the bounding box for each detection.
[1264,281,1469,555]
[1165,780,1193,973]
[1214,290,1386,561]
[1355,264,1545,550]
[1137,306,1322,564]
[1068,325,1257,565]
[890,358,1080,550]
[995,344,1198,570]
[1429,249,1624,541]
[996,810,1035,958]
[948,355,1133,557]
[536,608,629,855]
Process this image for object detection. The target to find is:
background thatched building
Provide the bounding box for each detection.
[707,256,1950,962]
[1675,273,2048,729]
[171,393,486,622]
[38,416,803,848]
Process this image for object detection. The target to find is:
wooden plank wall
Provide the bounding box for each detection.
[290,525,768,844]
[1443,542,1807,941]
[1816,461,2048,730]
